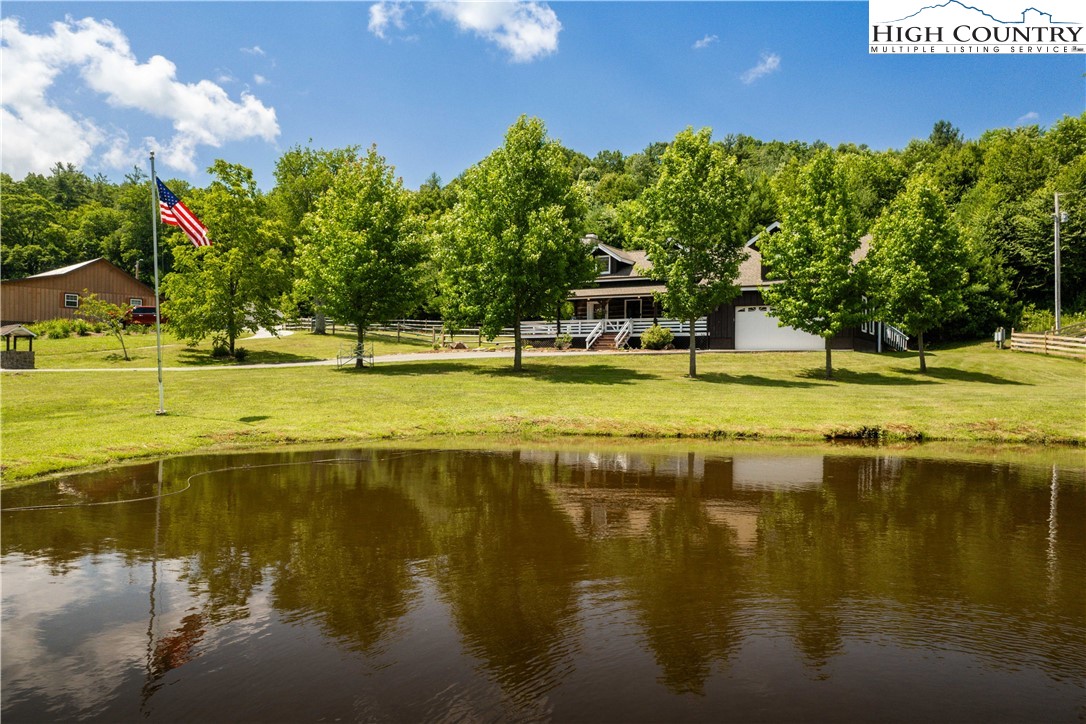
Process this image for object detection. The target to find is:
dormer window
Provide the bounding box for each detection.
[597,256,611,275]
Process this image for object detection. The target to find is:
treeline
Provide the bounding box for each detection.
[2,114,1082,347]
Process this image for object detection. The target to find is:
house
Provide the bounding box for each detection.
[1,258,155,325]
[521,229,905,352]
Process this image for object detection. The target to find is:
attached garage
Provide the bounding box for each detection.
[734,306,824,351]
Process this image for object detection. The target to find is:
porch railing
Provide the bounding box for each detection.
[614,319,633,348]
[881,323,908,352]
[585,319,607,349]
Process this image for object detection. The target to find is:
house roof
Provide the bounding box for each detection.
[578,226,872,294]
[571,284,667,299]
[23,258,103,279]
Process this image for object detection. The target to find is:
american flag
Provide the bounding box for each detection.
[157,179,211,247]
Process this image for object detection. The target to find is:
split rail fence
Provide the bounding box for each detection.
[1009,330,1086,359]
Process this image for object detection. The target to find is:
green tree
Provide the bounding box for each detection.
[75,291,131,361]
[162,161,290,356]
[761,150,866,379]
[295,146,425,368]
[629,127,751,378]
[270,143,359,331]
[868,175,967,372]
[439,116,594,371]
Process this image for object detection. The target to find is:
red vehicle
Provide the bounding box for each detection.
[127,306,165,326]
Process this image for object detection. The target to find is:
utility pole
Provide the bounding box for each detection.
[1054,193,1070,333]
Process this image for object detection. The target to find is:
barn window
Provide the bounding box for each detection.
[64,293,79,308]
[596,256,611,275]
[130,298,143,306]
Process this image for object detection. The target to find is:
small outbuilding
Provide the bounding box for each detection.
[1,324,38,369]
[1,258,154,325]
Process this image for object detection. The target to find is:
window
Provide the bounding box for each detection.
[129,298,143,306]
[64,293,79,308]
[596,256,610,275]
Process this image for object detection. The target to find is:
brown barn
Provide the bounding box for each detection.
[1,258,155,325]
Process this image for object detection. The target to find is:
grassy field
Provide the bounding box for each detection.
[2,339,1082,483]
[27,328,456,368]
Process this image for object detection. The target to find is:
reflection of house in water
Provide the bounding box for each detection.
[532,450,906,550]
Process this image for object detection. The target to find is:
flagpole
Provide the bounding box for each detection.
[150,152,166,415]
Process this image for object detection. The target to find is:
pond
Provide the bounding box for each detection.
[2,444,1084,722]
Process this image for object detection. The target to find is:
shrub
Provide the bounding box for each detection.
[639,324,673,350]
[71,318,91,336]
[233,347,249,362]
[30,319,74,339]
[554,333,573,350]
[211,344,231,358]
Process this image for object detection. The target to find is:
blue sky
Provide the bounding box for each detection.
[2,1,1083,191]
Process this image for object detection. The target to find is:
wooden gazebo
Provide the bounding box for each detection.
[1,324,38,369]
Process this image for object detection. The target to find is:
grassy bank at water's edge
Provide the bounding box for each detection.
[2,342,1082,483]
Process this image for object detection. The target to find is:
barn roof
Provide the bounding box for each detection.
[23,258,104,279]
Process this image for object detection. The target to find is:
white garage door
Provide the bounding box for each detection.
[735,306,824,351]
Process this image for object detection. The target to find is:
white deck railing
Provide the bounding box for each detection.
[614,319,633,348]
[521,317,707,340]
[881,323,908,352]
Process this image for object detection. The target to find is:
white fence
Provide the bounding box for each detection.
[288,317,708,341]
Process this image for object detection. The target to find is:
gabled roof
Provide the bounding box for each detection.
[592,240,639,266]
[0,324,37,338]
[580,225,871,293]
[23,258,103,279]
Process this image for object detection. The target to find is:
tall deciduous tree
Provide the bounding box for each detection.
[162,161,290,356]
[271,144,360,333]
[760,150,866,380]
[295,146,425,368]
[868,175,966,372]
[439,116,593,371]
[629,127,751,378]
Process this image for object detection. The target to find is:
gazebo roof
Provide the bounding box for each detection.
[0,324,37,338]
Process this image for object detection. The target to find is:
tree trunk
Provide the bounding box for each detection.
[688,318,697,378]
[824,337,833,380]
[918,331,927,373]
[556,302,562,337]
[314,310,326,335]
[513,316,523,372]
[116,329,129,361]
[355,325,366,369]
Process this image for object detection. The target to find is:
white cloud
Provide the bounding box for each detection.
[240,45,266,56]
[693,34,718,50]
[0,16,279,177]
[253,74,269,85]
[369,1,409,39]
[740,51,781,84]
[1016,111,1039,125]
[427,1,561,62]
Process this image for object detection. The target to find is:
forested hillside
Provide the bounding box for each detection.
[2,115,1082,338]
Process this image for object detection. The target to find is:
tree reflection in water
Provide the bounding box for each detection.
[1,446,1083,721]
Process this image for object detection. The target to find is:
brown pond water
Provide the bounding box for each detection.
[2,445,1084,722]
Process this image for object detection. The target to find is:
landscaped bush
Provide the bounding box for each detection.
[639,324,673,350]
[30,319,75,339]
[211,344,231,358]
[71,319,92,336]
[233,347,249,362]
[554,333,573,350]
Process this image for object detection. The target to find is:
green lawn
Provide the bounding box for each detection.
[2,341,1082,483]
[29,328,442,368]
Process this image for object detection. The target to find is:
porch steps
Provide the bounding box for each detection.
[593,332,620,350]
